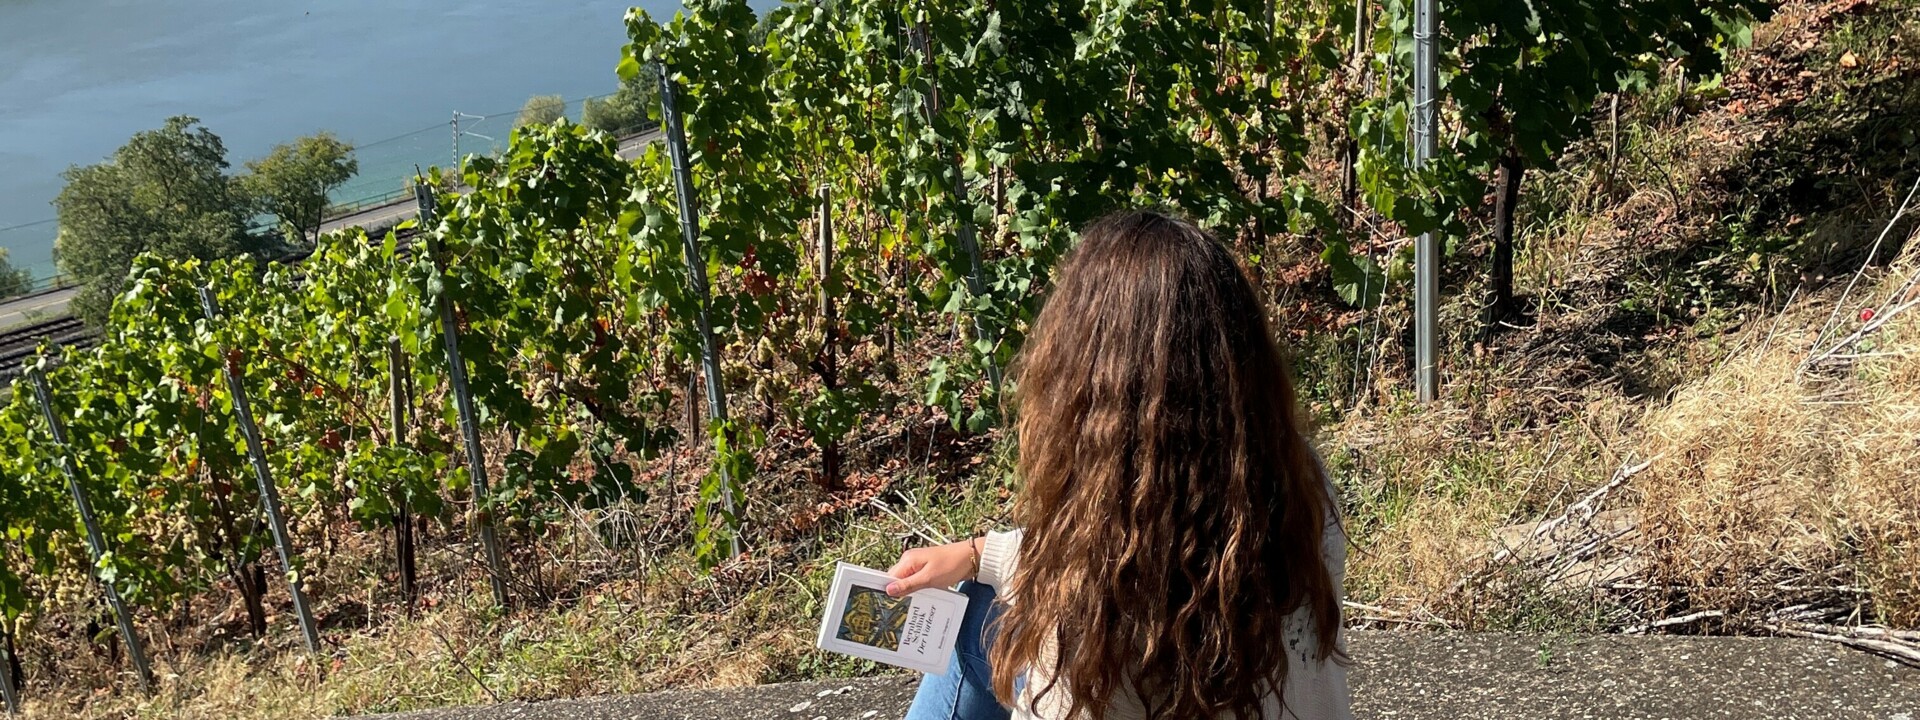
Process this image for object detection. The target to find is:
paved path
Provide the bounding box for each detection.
[355,632,1919,720]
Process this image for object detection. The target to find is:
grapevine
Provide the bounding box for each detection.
[0,0,1763,697]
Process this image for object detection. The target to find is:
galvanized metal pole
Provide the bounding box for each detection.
[818,185,836,339]
[916,24,1002,392]
[417,184,514,608]
[197,288,323,655]
[657,63,743,559]
[27,368,154,693]
[951,172,1001,392]
[1412,0,1441,402]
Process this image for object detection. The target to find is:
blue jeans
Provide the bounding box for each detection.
[903,581,1015,720]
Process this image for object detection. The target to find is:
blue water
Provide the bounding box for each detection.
[0,0,681,282]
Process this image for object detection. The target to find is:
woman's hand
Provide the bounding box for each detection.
[885,537,981,597]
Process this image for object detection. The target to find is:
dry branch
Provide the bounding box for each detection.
[1624,609,1723,634]
[1445,455,1658,597]
[1801,174,1920,372]
[1764,621,1920,668]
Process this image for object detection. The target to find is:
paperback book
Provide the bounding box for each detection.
[815,562,969,675]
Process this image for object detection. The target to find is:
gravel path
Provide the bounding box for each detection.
[354,631,1919,719]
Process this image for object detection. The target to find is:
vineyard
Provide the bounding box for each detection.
[12,0,1920,716]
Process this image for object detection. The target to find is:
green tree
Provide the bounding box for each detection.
[581,77,658,135]
[516,94,567,129]
[240,132,359,244]
[0,250,29,297]
[53,116,258,323]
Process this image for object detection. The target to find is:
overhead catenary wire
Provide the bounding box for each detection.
[0,218,57,234]
[2,89,634,235]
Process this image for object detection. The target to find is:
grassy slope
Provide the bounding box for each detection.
[21,1,1920,717]
[1331,0,1920,634]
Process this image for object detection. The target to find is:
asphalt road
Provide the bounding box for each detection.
[0,286,76,331]
[319,128,663,236]
[354,632,1919,720]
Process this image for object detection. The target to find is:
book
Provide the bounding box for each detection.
[815,562,970,675]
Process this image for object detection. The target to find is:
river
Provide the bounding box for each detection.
[0,0,684,282]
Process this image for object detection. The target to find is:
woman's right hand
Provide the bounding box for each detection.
[885,537,981,598]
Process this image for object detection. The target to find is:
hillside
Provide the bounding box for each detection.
[1,0,1916,718]
[1330,0,1920,640]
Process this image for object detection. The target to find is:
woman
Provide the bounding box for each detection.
[885,210,1352,720]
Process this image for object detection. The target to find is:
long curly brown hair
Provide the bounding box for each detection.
[989,210,1341,720]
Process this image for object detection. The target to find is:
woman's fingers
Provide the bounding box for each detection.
[885,540,980,597]
[885,571,929,598]
[887,549,926,580]
[886,549,929,597]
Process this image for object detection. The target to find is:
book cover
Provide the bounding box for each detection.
[815,562,969,675]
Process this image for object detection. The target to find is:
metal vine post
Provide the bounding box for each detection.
[817,185,842,489]
[656,62,743,558]
[197,287,323,655]
[417,182,514,608]
[26,367,154,692]
[388,337,419,609]
[1412,0,1441,402]
[0,625,20,714]
[915,22,1002,393]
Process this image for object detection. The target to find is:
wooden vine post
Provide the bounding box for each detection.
[417,183,514,609]
[26,368,155,693]
[657,62,742,558]
[387,337,419,610]
[197,287,323,655]
[816,185,842,489]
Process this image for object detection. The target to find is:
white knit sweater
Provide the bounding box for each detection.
[975,488,1353,720]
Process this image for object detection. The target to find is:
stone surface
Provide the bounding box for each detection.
[354,631,1920,719]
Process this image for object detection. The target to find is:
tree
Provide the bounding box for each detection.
[582,77,658,135]
[53,116,257,323]
[0,251,29,298]
[240,133,358,244]
[516,94,567,129]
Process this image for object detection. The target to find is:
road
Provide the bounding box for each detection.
[0,286,77,332]
[0,127,663,335]
[354,632,1920,720]
[318,128,663,236]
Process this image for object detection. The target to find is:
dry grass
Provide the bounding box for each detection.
[21,461,1011,720]
[1329,253,1920,637]
[1326,398,1624,623]
[1631,262,1920,627]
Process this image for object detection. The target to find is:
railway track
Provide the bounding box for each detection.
[0,316,99,380]
[0,226,421,381]
[0,124,664,378]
